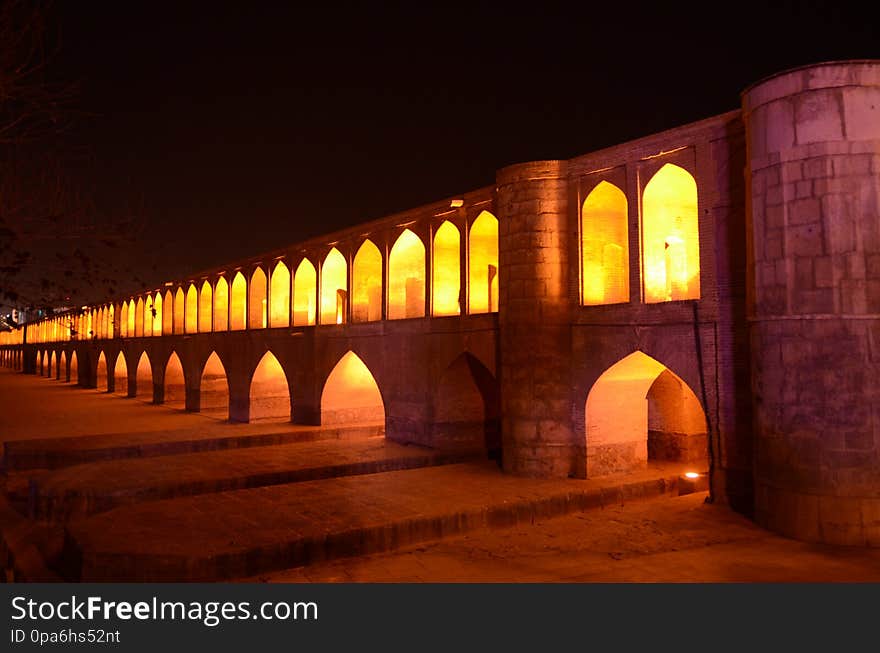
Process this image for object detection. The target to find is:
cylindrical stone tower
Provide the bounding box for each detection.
[496,160,574,477]
[743,60,880,545]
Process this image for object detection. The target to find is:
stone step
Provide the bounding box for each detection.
[4,422,384,471]
[61,462,699,582]
[29,439,481,521]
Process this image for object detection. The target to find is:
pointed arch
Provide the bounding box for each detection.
[135,351,153,402]
[120,302,129,338]
[164,352,186,409]
[468,210,499,314]
[152,293,162,336]
[200,351,229,419]
[584,351,707,477]
[162,290,174,335]
[69,350,78,384]
[113,351,128,396]
[432,221,461,316]
[199,281,213,332]
[60,351,67,381]
[96,351,108,391]
[642,163,700,302]
[352,239,383,322]
[135,297,145,337]
[173,288,185,333]
[582,181,629,305]
[249,267,268,329]
[144,296,154,337]
[432,352,500,456]
[230,272,247,330]
[320,248,347,324]
[185,284,198,333]
[127,299,136,336]
[248,351,290,422]
[49,351,57,379]
[388,229,425,319]
[293,258,317,326]
[214,277,229,332]
[321,351,385,425]
[269,261,291,328]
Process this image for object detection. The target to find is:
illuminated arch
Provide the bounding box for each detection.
[69,351,78,384]
[321,351,384,425]
[162,290,174,335]
[199,281,213,332]
[127,299,136,336]
[584,351,707,477]
[248,351,290,422]
[113,351,128,396]
[96,351,108,391]
[59,351,67,381]
[352,240,382,322]
[249,267,268,329]
[98,308,106,339]
[164,352,186,409]
[185,284,198,333]
[120,302,129,338]
[230,272,247,330]
[642,163,700,302]
[107,304,115,339]
[293,258,317,326]
[468,211,499,314]
[432,221,461,316]
[213,277,229,331]
[269,261,291,328]
[320,248,347,325]
[200,351,229,419]
[152,293,162,336]
[388,229,425,319]
[582,181,629,305]
[49,351,57,378]
[135,351,153,402]
[134,298,144,337]
[144,296,154,337]
[173,288,185,334]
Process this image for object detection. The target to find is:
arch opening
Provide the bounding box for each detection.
[96,351,108,391]
[135,352,153,402]
[113,352,128,396]
[173,288,185,334]
[293,258,317,326]
[164,352,186,409]
[59,351,67,381]
[432,221,461,316]
[352,240,382,322]
[199,281,213,332]
[200,352,229,419]
[468,211,499,314]
[230,272,247,330]
[69,351,78,384]
[388,229,425,319]
[162,290,174,335]
[584,351,707,477]
[214,277,229,332]
[432,353,500,457]
[151,294,162,337]
[320,248,347,325]
[321,351,385,426]
[135,298,145,337]
[185,284,198,333]
[248,351,290,422]
[582,181,629,305]
[269,261,291,328]
[642,163,700,302]
[120,302,129,338]
[127,300,136,337]
[49,351,57,378]
[249,268,268,329]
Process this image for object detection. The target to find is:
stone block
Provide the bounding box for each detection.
[794,91,844,144]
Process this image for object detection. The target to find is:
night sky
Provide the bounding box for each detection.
[31,1,880,302]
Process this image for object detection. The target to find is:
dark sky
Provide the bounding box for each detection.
[48,1,877,295]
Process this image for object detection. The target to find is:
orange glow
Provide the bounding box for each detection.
[249,351,290,422]
[144,297,153,337]
[230,272,247,330]
[96,351,108,391]
[582,181,629,305]
[642,163,700,302]
[352,240,382,322]
[320,248,347,325]
[293,258,317,326]
[173,288,185,334]
[113,351,128,395]
[185,284,198,333]
[135,352,153,401]
[199,281,212,333]
[200,351,229,418]
[214,277,229,331]
[162,290,174,335]
[685,472,700,479]
[388,229,425,319]
[107,304,114,339]
[127,300,136,337]
[50,351,56,377]
[249,268,268,329]
[269,261,291,328]
[468,211,499,314]
[432,221,460,316]
[321,351,384,425]
[59,351,66,379]
[151,294,161,337]
[69,351,78,383]
[164,351,186,409]
[135,298,144,337]
[120,302,129,338]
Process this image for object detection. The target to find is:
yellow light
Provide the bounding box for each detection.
[684,472,700,479]
[450,199,464,208]
[581,181,628,305]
